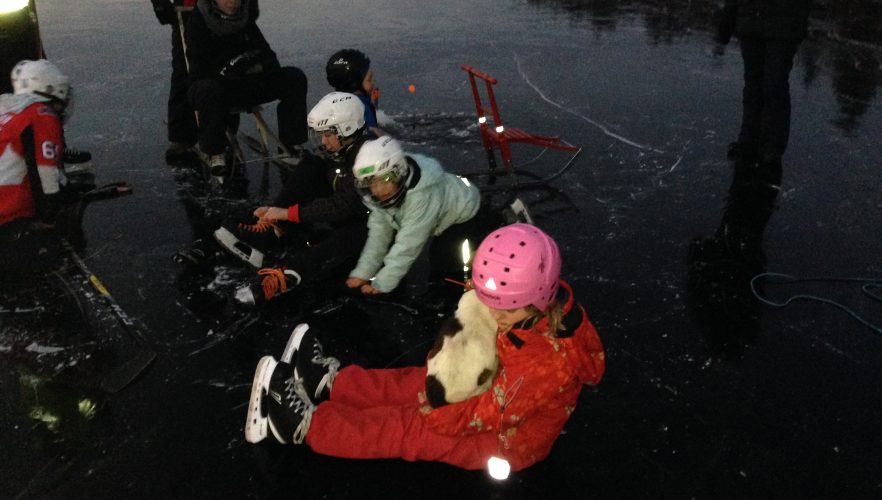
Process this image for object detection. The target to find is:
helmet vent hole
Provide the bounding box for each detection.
[500,282,507,286]
[509,253,515,259]
[483,260,487,265]
[504,267,510,272]
[519,241,526,246]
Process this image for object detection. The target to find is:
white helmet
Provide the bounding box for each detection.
[352,137,411,208]
[308,92,365,137]
[307,92,366,159]
[11,59,71,106]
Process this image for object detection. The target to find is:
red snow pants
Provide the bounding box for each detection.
[305,365,498,470]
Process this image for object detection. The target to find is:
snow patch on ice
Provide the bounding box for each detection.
[25,342,66,354]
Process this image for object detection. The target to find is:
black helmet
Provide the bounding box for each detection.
[326,49,371,93]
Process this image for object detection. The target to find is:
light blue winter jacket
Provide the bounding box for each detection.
[350,154,481,292]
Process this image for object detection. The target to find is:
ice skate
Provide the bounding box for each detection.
[507,198,534,225]
[171,238,218,270]
[279,323,339,403]
[213,219,284,268]
[234,267,301,306]
[244,356,314,444]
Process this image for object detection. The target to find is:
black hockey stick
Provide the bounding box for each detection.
[61,239,156,393]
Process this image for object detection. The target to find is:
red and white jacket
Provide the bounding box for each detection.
[419,280,606,471]
[0,93,65,226]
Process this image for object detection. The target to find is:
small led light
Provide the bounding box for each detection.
[478,116,487,124]
[487,456,511,480]
[495,125,504,134]
[461,239,471,265]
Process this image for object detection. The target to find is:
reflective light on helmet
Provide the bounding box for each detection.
[0,0,29,14]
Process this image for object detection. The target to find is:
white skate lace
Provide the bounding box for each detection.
[310,339,340,400]
[311,355,340,400]
[284,377,314,445]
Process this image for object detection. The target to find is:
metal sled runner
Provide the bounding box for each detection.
[461,65,582,190]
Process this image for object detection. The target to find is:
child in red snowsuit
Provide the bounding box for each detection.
[245,223,605,473]
[0,59,71,279]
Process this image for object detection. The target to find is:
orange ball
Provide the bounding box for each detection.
[408,84,416,93]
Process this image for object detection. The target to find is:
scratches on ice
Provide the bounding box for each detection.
[514,53,664,154]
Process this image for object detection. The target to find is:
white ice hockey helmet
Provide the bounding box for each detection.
[352,136,410,208]
[11,59,71,105]
[307,92,366,139]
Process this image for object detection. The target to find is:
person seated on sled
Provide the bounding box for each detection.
[185,0,308,182]
[176,92,370,306]
[345,137,483,296]
[0,59,75,279]
[243,223,606,475]
[326,49,385,138]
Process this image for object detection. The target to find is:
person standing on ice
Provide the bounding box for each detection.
[716,0,812,168]
[244,223,606,473]
[344,136,482,295]
[0,60,73,279]
[185,0,308,182]
[150,0,200,166]
[325,49,385,138]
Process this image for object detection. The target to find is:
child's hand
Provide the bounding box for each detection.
[252,206,269,218]
[346,277,368,289]
[261,207,288,221]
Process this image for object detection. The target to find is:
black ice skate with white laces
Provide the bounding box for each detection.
[279,323,340,403]
[244,356,315,444]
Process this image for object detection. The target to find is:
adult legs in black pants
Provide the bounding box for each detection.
[188,66,308,160]
[165,15,198,165]
[737,38,801,165]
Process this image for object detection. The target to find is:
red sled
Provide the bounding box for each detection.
[461,64,582,190]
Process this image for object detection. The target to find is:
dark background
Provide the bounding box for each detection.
[2,0,881,498]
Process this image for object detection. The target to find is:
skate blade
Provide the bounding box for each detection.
[213,227,264,268]
[509,198,535,225]
[244,356,277,443]
[281,323,310,364]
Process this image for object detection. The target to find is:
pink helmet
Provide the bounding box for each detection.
[472,223,561,311]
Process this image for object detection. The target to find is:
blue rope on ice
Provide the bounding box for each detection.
[750,272,882,336]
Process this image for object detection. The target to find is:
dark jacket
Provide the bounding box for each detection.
[184,0,278,82]
[720,0,812,42]
[295,142,368,226]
